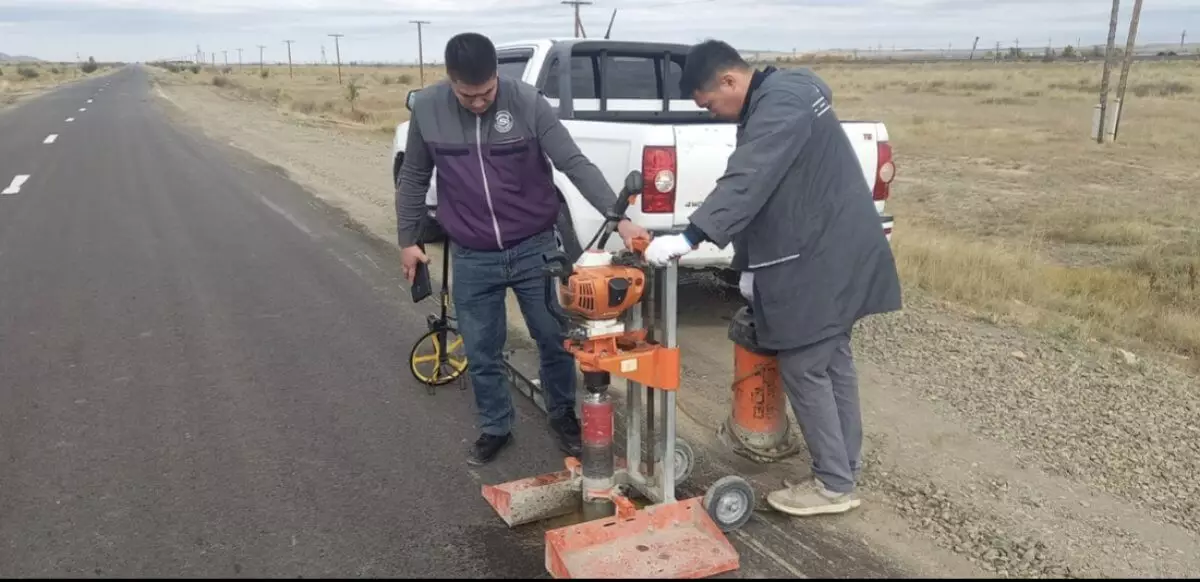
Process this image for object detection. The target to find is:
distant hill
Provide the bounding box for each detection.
[0,52,42,63]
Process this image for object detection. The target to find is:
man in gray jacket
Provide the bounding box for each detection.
[645,40,902,516]
[396,33,649,466]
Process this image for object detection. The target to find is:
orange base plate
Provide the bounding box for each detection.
[544,497,739,579]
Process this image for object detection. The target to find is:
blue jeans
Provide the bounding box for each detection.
[451,228,577,436]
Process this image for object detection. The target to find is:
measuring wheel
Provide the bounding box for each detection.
[703,475,755,533]
[408,327,468,393]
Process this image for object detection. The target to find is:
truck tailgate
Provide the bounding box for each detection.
[671,124,738,226]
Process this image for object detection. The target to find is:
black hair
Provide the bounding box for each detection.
[679,39,750,96]
[444,32,498,85]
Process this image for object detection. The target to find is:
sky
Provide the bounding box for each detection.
[0,0,1195,63]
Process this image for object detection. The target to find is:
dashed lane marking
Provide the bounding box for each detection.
[44,134,58,144]
[2,175,30,195]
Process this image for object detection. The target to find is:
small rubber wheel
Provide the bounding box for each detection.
[703,476,755,533]
[656,438,695,488]
[408,328,467,387]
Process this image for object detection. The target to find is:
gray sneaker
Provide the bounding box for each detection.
[767,478,861,517]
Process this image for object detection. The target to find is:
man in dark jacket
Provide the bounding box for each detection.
[396,33,649,466]
[646,40,902,516]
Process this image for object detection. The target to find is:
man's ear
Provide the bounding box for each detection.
[720,72,738,90]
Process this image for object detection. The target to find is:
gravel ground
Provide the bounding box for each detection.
[855,296,1200,536]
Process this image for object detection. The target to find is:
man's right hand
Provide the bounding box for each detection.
[401,245,430,283]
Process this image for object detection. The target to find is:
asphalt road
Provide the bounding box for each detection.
[0,67,906,579]
[0,67,585,578]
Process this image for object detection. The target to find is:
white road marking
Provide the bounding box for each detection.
[87,99,93,103]
[257,195,314,236]
[44,134,58,144]
[79,108,87,112]
[2,175,30,195]
[65,117,75,122]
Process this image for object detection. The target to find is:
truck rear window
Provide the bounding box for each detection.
[498,57,529,80]
[543,54,684,100]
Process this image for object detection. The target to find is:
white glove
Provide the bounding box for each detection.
[739,272,754,301]
[645,234,695,267]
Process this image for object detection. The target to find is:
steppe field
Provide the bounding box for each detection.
[150,57,1200,578]
[0,61,116,106]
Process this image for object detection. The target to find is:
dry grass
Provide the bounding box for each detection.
[158,63,438,134]
[807,59,1200,358]
[0,62,97,106]
[159,57,1200,358]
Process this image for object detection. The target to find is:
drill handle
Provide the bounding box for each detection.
[594,170,644,250]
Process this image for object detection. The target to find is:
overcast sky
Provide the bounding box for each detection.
[0,0,1195,63]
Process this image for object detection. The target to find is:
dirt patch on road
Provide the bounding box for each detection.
[150,69,1200,578]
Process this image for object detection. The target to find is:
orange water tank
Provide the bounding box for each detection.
[720,306,800,463]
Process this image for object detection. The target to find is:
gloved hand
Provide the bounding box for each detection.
[739,271,754,301]
[645,234,696,267]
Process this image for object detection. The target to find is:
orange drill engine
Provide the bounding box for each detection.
[559,255,646,322]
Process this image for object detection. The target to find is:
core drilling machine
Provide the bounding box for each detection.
[481,171,755,579]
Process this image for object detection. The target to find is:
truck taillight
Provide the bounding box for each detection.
[641,146,676,214]
[873,141,895,202]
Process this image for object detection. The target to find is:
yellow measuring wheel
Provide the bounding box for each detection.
[408,233,469,394]
[409,325,468,391]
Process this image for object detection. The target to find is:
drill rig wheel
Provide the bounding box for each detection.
[408,328,468,388]
[703,476,756,533]
[656,438,695,488]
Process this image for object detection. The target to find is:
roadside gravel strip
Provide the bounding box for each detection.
[862,299,1200,536]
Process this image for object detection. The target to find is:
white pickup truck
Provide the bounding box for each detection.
[392,38,895,282]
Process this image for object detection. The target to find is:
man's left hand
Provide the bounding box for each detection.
[645,233,696,267]
[617,219,651,250]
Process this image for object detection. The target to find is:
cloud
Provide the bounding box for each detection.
[0,0,1193,62]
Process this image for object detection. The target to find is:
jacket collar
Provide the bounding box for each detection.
[739,66,777,124]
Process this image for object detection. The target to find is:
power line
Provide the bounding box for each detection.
[329,33,345,85]
[561,0,592,38]
[284,40,295,78]
[410,21,430,87]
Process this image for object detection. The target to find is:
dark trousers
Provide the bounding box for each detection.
[778,331,863,494]
[450,229,576,436]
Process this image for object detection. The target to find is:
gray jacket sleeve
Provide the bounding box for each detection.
[395,113,434,248]
[533,95,617,216]
[687,90,815,249]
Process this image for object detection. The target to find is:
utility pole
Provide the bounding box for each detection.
[1112,0,1144,141]
[257,44,266,75]
[1096,0,1121,144]
[223,50,228,67]
[969,36,980,60]
[562,0,592,38]
[995,41,1001,62]
[237,48,243,69]
[329,33,345,84]
[410,20,430,87]
[321,45,327,65]
[284,40,295,78]
[1183,30,1188,49]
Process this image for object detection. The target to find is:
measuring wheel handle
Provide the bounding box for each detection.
[703,475,756,533]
